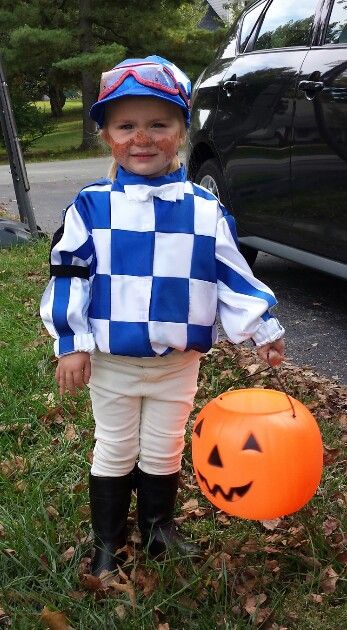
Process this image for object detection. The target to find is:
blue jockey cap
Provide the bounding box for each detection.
[90,55,191,128]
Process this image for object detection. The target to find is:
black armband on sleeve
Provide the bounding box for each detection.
[49,222,90,279]
[50,264,90,279]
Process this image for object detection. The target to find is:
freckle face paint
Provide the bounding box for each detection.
[110,138,133,160]
[154,132,181,159]
[109,130,180,161]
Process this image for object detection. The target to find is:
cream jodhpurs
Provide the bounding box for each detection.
[89,349,201,477]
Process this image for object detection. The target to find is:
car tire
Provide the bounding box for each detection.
[195,159,258,268]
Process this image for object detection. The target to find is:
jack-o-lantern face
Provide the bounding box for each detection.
[196,427,262,501]
[192,389,323,520]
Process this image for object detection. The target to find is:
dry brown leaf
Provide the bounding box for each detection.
[46,506,60,520]
[265,559,280,573]
[64,424,78,441]
[309,593,323,603]
[244,593,267,615]
[0,456,27,477]
[320,566,339,594]
[181,498,199,512]
[40,606,74,629]
[40,405,64,425]
[68,591,86,601]
[177,595,198,610]
[245,363,262,375]
[0,523,6,538]
[338,413,347,429]
[108,579,136,609]
[294,552,322,570]
[0,608,10,625]
[131,567,159,596]
[129,529,141,544]
[212,552,234,571]
[115,604,126,619]
[254,607,271,625]
[263,546,281,554]
[14,480,27,492]
[72,482,86,493]
[323,446,341,466]
[60,547,75,563]
[322,516,340,537]
[81,573,105,593]
[78,505,90,519]
[261,518,282,530]
[240,539,258,554]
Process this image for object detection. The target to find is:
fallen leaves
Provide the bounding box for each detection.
[322,516,340,537]
[81,567,136,609]
[39,405,64,427]
[64,424,78,441]
[0,455,28,478]
[320,566,339,594]
[261,518,282,531]
[40,607,74,630]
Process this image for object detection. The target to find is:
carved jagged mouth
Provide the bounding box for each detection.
[197,471,253,502]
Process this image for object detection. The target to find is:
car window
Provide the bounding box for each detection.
[325,1,347,44]
[254,0,319,50]
[239,0,267,52]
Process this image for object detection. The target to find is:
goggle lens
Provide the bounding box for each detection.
[98,63,189,107]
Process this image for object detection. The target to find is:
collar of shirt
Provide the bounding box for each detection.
[113,164,186,202]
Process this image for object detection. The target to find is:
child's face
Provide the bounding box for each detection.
[103,97,186,177]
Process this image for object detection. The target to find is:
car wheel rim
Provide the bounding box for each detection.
[199,175,220,200]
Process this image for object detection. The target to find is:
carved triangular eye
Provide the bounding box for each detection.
[208,445,223,467]
[194,418,204,437]
[242,433,262,452]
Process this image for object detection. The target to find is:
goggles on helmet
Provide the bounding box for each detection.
[98,62,190,108]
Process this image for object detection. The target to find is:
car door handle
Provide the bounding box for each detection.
[298,80,324,92]
[223,79,240,97]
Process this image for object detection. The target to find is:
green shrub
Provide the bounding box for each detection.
[0,89,55,151]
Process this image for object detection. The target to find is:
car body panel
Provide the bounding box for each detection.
[187,0,347,278]
[213,48,308,243]
[291,46,347,263]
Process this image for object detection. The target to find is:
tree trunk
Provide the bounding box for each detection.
[79,0,98,150]
[48,84,66,118]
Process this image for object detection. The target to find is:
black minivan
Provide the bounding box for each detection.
[187,0,347,279]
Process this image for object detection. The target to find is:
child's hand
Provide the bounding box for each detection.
[256,338,285,367]
[55,352,91,396]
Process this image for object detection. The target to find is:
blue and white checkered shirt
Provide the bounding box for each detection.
[40,165,284,357]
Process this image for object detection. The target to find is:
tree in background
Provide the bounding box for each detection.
[1,0,225,151]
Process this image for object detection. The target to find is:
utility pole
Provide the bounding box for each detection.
[0,55,39,238]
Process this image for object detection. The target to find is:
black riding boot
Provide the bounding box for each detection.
[137,469,200,558]
[89,471,133,576]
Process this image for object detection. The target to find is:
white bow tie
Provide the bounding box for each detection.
[124,182,185,202]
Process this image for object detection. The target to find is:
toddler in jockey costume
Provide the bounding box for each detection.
[40,56,285,575]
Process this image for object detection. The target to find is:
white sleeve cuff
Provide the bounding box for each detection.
[252,317,285,347]
[54,333,96,358]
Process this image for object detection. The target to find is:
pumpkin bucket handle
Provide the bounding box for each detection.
[267,351,296,419]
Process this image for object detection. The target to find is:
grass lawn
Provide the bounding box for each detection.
[0,240,346,629]
[0,100,108,164]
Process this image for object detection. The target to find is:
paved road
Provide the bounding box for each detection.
[1,157,346,384]
[0,157,113,233]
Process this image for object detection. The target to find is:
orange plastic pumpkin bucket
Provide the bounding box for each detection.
[192,388,323,520]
